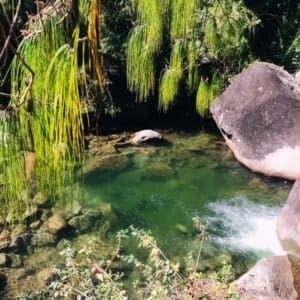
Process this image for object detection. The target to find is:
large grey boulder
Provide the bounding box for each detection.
[211,62,300,180]
[233,255,297,299]
[277,180,300,256]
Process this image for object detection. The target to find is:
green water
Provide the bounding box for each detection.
[83,132,290,262]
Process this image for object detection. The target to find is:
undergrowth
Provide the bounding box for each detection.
[17,223,240,300]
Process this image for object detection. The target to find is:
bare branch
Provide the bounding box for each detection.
[0,0,22,61]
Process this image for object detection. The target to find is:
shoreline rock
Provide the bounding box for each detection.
[233,255,297,299]
[277,180,300,257]
[211,62,300,180]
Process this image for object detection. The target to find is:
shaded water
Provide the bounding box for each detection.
[83,132,290,264]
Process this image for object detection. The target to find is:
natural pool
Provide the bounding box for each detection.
[3,132,292,298]
[83,132,291,272]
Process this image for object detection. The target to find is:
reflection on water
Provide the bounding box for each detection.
[83,133,290,261]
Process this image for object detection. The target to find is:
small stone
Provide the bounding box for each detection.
[15,267,36,280]
[30,220,42,230]
[46,215,67,235]
[0,253,8,267]
[10,224,28,249]
[55,201,82,220]
[100,143,117,154]
[24,204,39,219]
[175,224,188,234]
[0,230,10,250]
[40,209,51,222]
[68,209,102,233]
[10,254,23,268]
[57,239,72,251]
[33,192,49,207]
[37,268,54,284]
[32,231,57,247]
[0,253,11,268]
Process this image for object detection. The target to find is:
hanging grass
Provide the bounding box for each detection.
[127,27,156,101]
[196,80,210,117]
[159,41,184,111]
[159,69,182,112]
[170,0,199,42]
[187,40,200,91]
[126,0,164,102]
[209,72,223,103]
[204,18,220,57]
[0,5,86,221]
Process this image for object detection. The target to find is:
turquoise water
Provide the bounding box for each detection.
[82,132,290,266]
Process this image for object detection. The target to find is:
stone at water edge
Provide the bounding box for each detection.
[131,129,162,145]
[0,253,9,267]
[277,180,300,257]
[46,215,67,235]
[210,62,300,180]
[233,255,297,299]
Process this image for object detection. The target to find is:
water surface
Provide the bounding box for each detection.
[83,132,290,267]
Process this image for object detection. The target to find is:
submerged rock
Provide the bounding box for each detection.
[68,209,103,233]
[141,162,176,181]
[32,231,57,247]
[131,130,162,145]
[83,154,129,174]
[211,62,300,180]
[277,180,300,257]
[233,255,297,299]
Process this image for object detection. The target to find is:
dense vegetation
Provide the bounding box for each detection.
[0,0,299,218]
[0,1,299,298]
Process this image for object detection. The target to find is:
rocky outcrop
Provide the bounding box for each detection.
[233,255,297,299]
[211,62,300,180]
[277,180,300,257]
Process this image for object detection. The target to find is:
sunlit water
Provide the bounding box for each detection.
[83,133,290,265]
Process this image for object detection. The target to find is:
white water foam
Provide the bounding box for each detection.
[205,197,285,256]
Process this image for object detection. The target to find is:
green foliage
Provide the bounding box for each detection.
[17,225,239,299]
[0,8,84,220]
[127,27,156,101]
[126,0,164,101]
[159,41,184,111]
[284,31,300,70]
[196,80,210,117]
[196,73,223,117]
[187,40,200,91]
[126,0,259,115]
